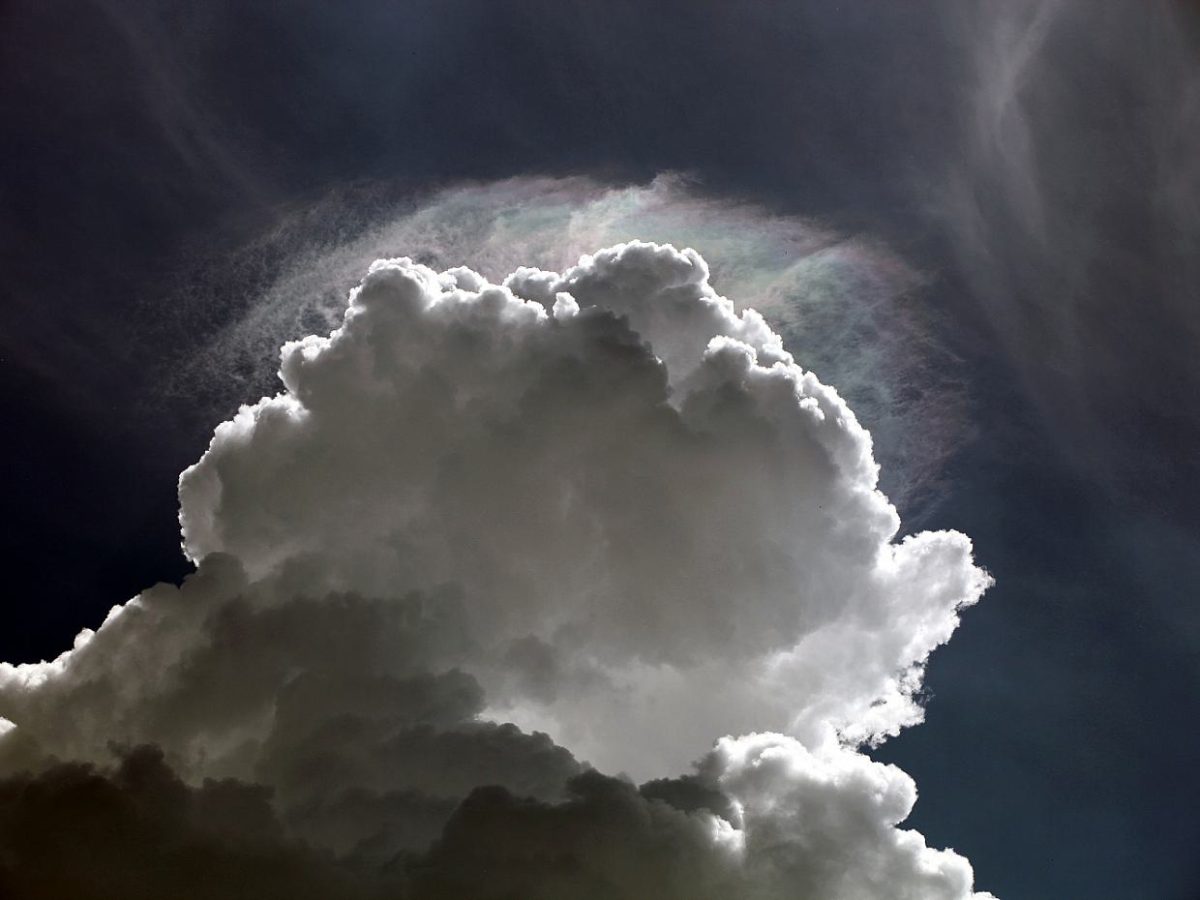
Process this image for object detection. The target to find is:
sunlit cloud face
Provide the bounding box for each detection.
[171,175,968,509]
[0,242,995,898]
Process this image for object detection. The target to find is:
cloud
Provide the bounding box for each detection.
[0,745,395,900]
[937,0,1200,512]
[0,736,994,900]
[0,242,992,897]
[415,734,994,900]
[167,175,967,509]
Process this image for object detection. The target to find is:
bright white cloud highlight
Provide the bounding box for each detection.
[0,242,994,898]
[173,175,966,507]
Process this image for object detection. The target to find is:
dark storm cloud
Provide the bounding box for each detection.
[936,0,1200,518]
[0,744,720,900]
[0,746,392,900]
[0,741,983,900]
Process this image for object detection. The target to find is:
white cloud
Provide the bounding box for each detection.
[172,175,966,507]
[0,242,994,897]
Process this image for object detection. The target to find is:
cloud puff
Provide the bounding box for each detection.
[939,0,1200,511]
[415,733,994,900]
[0,735,993,900]
[0,242,993,897]
[170,175,965,508]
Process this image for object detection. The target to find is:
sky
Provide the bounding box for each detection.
[1,2,1199,898]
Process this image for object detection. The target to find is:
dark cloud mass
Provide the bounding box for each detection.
[0,747,389,900]
[938,0,1200,515]
[0,743,975,900]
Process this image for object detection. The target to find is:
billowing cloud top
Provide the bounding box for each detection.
[173,176,964,510]
[0,242,994,898]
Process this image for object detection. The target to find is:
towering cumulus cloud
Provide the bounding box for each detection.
[173,176,964,510]
[0,243,994,898]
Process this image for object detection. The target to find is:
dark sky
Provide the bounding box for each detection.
[2,2,1199,898]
